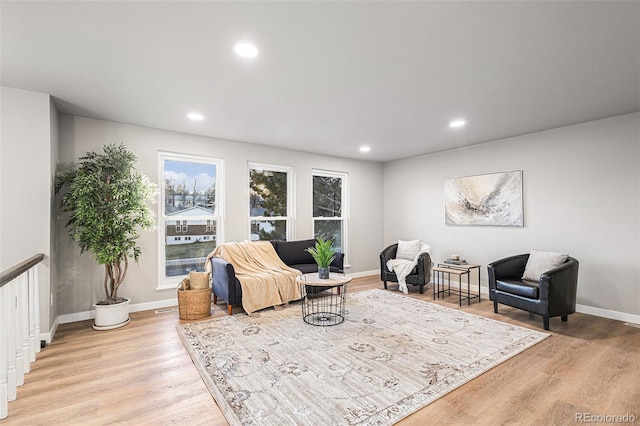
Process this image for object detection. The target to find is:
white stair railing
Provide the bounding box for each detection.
[0,253,44,420]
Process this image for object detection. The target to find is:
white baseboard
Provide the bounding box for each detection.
[40,316,59,344]
[57,298,180,325]
[54,278,640,328]
[576,304,640,325]
[395,275,640,325]
[349,269,378,279]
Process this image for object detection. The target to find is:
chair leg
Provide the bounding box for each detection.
[213,294,217,304]
[543,316,550,330]
[383,280,387,289]
[561,315,568,322]
[419,284,424,294]
[493,300,498,313]
[228,304,233,316]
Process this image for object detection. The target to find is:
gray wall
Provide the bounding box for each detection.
[383,113,640,318]
[4,85,636,322]
[0,86,57,336]
[57,115,384,316]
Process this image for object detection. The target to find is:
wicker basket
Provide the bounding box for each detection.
[177,282,212,320]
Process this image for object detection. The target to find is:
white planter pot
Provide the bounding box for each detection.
[93,298,131,330]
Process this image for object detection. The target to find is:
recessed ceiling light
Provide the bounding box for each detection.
[187,113,204,121]
[233,43,260,58]
[449,119,466,129]
[359,146,371,153]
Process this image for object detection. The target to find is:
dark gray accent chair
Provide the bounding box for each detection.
[379,243,432,294]
[487,254,579,330]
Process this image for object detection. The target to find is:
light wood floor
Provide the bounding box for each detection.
[5,276,640,425]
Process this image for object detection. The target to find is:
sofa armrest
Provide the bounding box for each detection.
[210,257,241,305]
[330,252,345,272]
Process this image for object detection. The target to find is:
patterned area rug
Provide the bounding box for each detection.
[177,289,548,425]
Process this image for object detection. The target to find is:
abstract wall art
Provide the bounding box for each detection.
[445,170,523,226]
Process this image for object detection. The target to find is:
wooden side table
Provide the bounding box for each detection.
[432,263,481,306]
[297,273,352,326]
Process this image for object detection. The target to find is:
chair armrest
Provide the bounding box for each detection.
[416,252,432,282]
[380,244,398,263]
[487,254,529,286]
[379,244,398,280]
[539,257,579,310]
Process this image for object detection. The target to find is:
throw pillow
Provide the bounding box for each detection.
[396,239,421,261]
[522,249,568,281]
[189,271,210,290]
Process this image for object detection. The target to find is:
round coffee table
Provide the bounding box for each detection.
[297,272,352,326]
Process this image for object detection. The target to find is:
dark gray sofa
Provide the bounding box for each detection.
[210,238,344,315]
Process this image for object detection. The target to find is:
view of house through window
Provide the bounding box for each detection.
[313,170,347,254]
[160,153,222,283]
[249,163,292,241]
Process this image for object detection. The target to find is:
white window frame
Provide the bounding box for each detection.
[312,169,349,266]
[157,152,224,290]
[248,162,295,241]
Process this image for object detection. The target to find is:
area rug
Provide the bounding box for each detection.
[177,289,549,425]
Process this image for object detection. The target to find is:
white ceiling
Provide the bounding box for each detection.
[2,1,639,163]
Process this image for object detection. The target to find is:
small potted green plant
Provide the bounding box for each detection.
[55,144,157,330]
[306,238,336,279]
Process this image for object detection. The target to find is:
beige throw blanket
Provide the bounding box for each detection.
[205,241,302,314]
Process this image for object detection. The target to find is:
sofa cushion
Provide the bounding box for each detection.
[496,279,539,299]
[273,239,317,266]
[291,264,343,274]
[290,263,318,274]
[522,249,568,281]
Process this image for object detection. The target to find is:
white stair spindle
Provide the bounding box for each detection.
[28,268,36,361]
[0,284,8,419]
[14,275,25,385]
[21,274,31,374]
[6,279,17,401]
[33,266,41,354]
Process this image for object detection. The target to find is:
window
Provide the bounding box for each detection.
[312,170,348,257]
[249,163,293,241]
[159,152,223,288]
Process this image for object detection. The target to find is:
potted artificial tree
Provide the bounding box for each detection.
[306,238,336,279]
[55,144,157,330]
